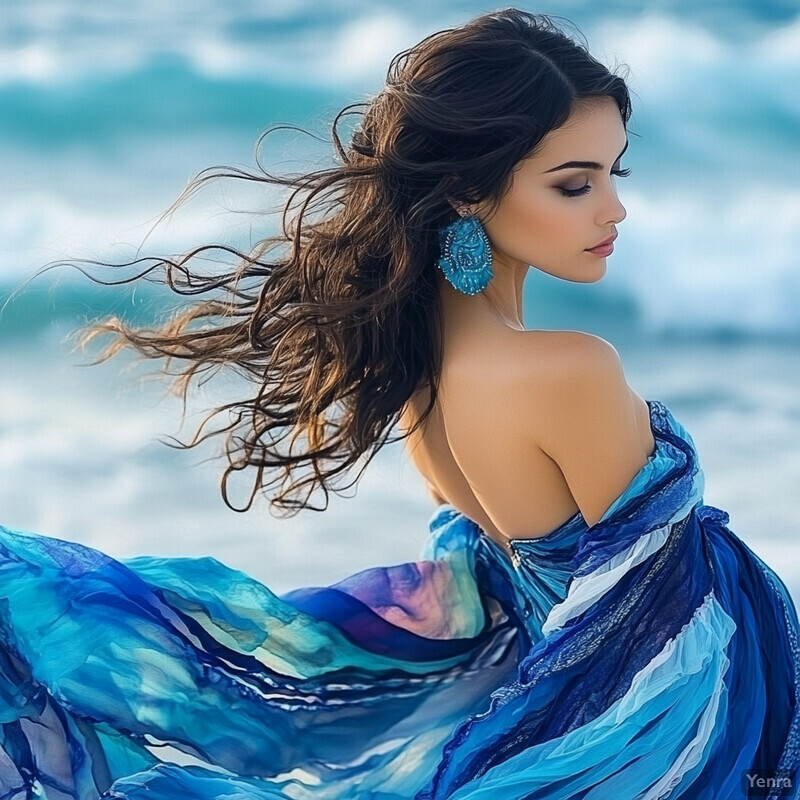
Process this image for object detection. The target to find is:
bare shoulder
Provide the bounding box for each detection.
[514,328,621,371]
[510,328,631,397]
[512,329,655,526]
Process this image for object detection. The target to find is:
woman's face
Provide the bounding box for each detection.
[474,96,629,283]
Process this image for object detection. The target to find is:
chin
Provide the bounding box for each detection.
[531,263,606,283]
[583,269,606,284]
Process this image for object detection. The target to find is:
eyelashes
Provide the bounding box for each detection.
[558,167,632,198]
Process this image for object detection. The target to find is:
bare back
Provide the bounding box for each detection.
[398,328,655,551]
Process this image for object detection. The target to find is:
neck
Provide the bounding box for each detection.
[436,259,529,332]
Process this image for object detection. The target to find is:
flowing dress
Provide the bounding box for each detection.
[0,399,798,799]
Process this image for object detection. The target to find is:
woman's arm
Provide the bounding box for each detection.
[522,333,650,528]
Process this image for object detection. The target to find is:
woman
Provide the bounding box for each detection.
[1,8,798,799]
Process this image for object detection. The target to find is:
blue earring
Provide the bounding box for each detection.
[436,208,493,295]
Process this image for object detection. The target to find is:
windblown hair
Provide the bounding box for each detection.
[61,8,633,516]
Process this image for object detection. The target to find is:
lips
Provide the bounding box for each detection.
[586,233,618,251]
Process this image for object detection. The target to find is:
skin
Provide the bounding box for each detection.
[441,95,629,330]
[400,95,653,548]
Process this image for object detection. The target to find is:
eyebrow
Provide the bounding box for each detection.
[542,139,630,173]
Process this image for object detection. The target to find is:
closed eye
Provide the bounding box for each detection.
[558,166,632,198]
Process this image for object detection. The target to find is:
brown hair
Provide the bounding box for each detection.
[50,8,632,517]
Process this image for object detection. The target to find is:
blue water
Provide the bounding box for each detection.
[1,2,799,593]
[3,0,800,339]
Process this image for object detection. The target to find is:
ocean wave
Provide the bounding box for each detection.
[2,4,799,339]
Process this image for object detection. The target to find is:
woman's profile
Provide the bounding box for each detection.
[1,8,798,799]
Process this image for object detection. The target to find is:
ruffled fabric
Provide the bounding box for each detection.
[0,399,798,799]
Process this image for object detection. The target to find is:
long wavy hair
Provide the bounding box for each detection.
[53,8,633,517]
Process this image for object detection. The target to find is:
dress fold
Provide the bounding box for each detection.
[0,399,798,799]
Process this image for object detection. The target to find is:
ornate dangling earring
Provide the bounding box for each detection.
[436,206,493,295]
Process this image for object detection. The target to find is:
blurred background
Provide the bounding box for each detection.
[1,0,799,597]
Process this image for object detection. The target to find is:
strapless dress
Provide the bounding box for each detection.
[0,399,798,799]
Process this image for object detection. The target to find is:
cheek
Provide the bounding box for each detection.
[529,195,583,238]
[487,194,576,254]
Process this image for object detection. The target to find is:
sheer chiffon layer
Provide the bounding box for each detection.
[0,400,798,799]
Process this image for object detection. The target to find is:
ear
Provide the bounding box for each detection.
[442,176,473,216]
[444,197,473,217]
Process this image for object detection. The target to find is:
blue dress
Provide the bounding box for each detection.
[0,399,798,799]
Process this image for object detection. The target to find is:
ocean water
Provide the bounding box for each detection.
[1,1,799,596]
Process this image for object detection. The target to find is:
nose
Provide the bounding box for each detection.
[600,183,627,226]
